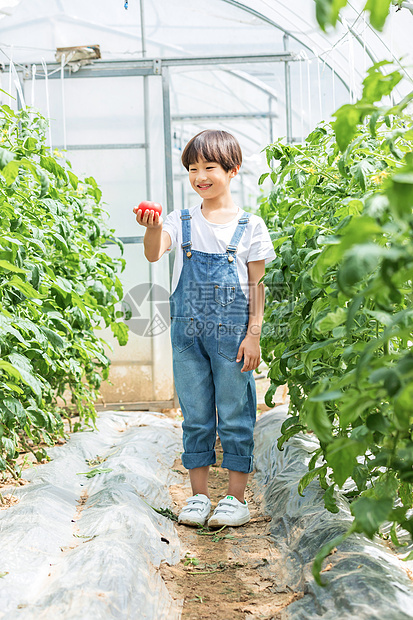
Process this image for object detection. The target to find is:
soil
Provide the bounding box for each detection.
[160,382,302,620]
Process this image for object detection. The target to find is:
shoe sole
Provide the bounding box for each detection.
[178,517,207,527]
[207,514,250,528]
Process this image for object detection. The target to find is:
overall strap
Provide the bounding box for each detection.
[180,209,193,257]
[226,212,250,262]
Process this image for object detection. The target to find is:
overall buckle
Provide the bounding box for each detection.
[181,240,192,257]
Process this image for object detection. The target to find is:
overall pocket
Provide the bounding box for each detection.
[170,317,194,352]
[217,322,248,362]
[214,284,236,307]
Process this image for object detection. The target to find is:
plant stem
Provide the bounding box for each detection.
[5,463,18,480]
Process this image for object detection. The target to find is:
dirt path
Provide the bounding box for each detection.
[160,382,302,620]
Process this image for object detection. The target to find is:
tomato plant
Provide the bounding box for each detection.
[259,62,413,583]
[0,105,128,479]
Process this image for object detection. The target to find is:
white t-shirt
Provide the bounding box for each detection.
[163,204,276,296]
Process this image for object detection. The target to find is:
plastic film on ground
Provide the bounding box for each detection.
[0,411,183,619]
[253,405,413,620]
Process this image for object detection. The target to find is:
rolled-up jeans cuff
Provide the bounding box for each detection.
[221,453,253,473]
[182,450,216,470]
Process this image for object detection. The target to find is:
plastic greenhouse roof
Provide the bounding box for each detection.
[0,0,412,165]
[0,0,412,90]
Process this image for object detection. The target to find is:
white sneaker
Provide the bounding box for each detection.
[208,495,250,528]
[178,494,211,526]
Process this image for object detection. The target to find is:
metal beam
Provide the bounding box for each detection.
[54,143,147,150]
[15,53,297,81]
[171,112,278,122]
[162,53,295,66]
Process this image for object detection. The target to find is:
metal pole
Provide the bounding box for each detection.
[240,168,246,210]
[162,65,174,297]
[283,34,292,143]
[161,65,179,408]
[140,0,151,200]
[162,66,174,218]
[139,0,155,401]
[268,95,274,144]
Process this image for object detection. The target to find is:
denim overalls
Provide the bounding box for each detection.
[169,208,257,474]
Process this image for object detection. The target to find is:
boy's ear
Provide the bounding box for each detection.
[230,165,240,178]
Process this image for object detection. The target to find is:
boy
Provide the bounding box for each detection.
[135,130,275,527]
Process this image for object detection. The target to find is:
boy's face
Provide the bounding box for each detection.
[188,158,239,200]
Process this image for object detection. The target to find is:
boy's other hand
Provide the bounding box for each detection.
[134,207,163,229]
[236,335,260,373]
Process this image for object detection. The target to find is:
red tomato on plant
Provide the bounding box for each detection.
[134,201,162,216]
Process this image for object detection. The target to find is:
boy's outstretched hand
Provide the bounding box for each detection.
[236,335,260,373]
[133,207,163,229]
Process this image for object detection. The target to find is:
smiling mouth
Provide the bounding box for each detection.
[197,184,212,189]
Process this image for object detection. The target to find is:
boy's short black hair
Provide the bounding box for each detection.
[181,129,242,172]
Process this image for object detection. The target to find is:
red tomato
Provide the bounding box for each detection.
[134,201,162,216]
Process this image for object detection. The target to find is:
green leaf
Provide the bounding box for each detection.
[0,260,26,274]
[351,159,373,191]
[0,147,15,169]
[312,527,355,586]
[332,104,363,152]
[1,160,20,185]
[351,495,393,538]
[308,447,323,470]
[315,0,347,30]
[7,275,43,299]
[8,353,43,399]
[362,63,402,103]
[399,483,413,509]
[2,397,26,424]
[77,467,113,478]
[298,464,327,496]
[40,155,67,180]
[111,321,129,346]
[326,437,364,488]
[352,463,369,492]
[316,308,347,333]
[393,383,413,430]
[0,360,22,381]
[387,170,413,218]
[304,399,332,444]
[264,383,277,408]
[67,170,78,189]
[338,244,383,289]
[277,424,305,450]
[258,172,269,185]
[363,0,391,31]
[39,327,66,350]
[323,484,339,513]
[23,136,37,152]
[309,390,342,402]
[374,472,399,500]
